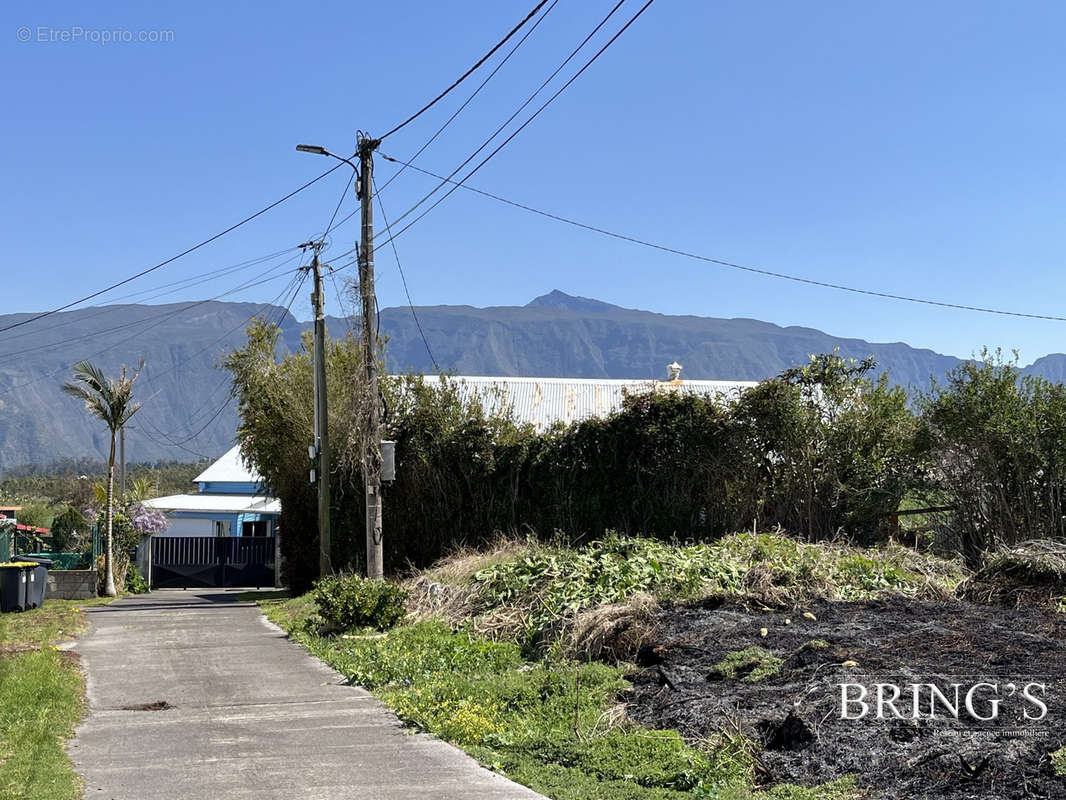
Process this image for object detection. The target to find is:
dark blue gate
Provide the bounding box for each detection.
[151,536,276,589]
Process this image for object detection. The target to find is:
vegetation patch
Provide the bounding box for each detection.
[312,574,408,632]
[261,599,792,799]
[0,598,110,800]
[409,532,965,656]
[958,539,1066,610]
[710,647,783,683]
[1051,746,1066,777]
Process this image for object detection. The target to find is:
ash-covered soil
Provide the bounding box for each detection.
[626,595,1066,799]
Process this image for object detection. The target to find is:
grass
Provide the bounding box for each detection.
[0,597,110,649]
[260,594,862,800]
[0,597,111,800]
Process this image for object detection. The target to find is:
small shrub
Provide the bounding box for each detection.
[124,566,149,594]
[313,574,408,632]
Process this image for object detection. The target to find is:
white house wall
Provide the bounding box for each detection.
[159,517,214,537]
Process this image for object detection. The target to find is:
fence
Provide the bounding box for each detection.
[0,523,101,568]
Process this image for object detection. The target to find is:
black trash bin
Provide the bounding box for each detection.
[0,563,29,612]
[17,556,51,609]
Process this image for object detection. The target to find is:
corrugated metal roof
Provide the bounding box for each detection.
[143,493,281,515]
[413,376,758,434]
[193,445,261,485]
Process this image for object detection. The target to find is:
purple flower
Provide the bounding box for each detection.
[129,504,169,535]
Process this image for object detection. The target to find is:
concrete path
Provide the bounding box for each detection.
[69,589,544,799]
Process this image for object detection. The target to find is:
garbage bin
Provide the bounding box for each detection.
[0,562,31,612]
[17,556,50,609]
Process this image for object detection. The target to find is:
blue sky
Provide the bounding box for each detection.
[3,0,1065,364]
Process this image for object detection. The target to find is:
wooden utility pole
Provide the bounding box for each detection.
[357,135,383,579]
[308,242,331,578]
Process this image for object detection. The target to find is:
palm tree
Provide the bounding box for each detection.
[63,360,143,597]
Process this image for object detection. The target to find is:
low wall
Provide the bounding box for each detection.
[48,570,97,600]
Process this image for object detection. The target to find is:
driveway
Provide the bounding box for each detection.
[68,589,545,799]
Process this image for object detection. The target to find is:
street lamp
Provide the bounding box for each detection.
[296,145,361,194]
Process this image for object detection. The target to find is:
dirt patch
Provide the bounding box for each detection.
[0,644,39,656]
[120,700,173,712]
[626,595,1066,799]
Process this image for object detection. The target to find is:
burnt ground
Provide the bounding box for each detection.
[626,595,1066,799]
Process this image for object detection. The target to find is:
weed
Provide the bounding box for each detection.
[1052,746,1066,776]
[710,648,783,683]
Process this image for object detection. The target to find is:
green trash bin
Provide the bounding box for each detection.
[0,563,31,612]
[18,556,50,609]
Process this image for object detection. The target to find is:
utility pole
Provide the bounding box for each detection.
[357,134,384,579]
[295,138,382,579]
[304,241,331,579]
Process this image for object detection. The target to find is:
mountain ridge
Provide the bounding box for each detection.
[0,291,1055,469]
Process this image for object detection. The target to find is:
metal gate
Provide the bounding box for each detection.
[151,536,276,589]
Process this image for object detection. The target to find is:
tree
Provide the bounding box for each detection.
[50,505,88,552]
[63,361,143,597]
[14,501,54,530]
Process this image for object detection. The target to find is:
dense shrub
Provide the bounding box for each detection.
[226,320,925,587]
[226,316,1066,582]
[313,574,408,632]
[49,506,87,552]
[919,351,1066,562]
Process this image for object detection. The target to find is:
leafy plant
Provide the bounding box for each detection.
[125,565,150,594]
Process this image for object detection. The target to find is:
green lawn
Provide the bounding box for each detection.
[0,597,111,800]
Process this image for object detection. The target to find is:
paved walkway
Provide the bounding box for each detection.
[69,590,544,799]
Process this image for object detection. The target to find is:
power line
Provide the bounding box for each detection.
[323,169,355,238]
[142,266,305,390]
[375,0,560,199]
[322,0,630,257]
[378,0,550,142]
[373,175,438,368]
[382,155,1066,323]
[0,248,299,348]
[0,256,302,363]
[137,271,309,449]
[0,162,345,335]
[375,0,638,241]
[0,267,302,397]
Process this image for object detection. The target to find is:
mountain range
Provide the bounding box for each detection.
[1,290,1062,469]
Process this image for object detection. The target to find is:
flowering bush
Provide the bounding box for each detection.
[130,504,169,536]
